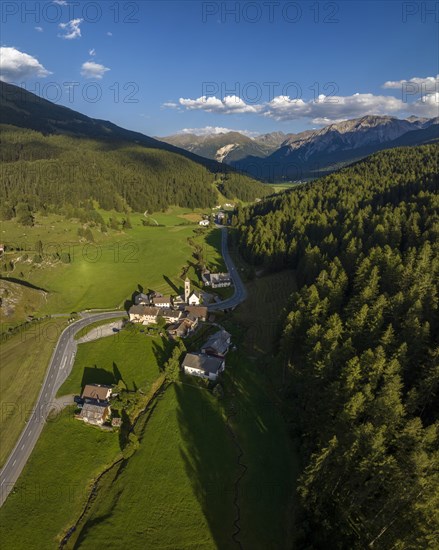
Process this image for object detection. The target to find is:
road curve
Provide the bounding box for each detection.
[0,310,126,508]
[208,227,247,311]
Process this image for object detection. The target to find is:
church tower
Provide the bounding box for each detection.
[184,278,191,303]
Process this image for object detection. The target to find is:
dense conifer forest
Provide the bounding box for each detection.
[235,145,439,548]
[0,124,268,222]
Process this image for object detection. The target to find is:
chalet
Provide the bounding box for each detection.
[181,352,225,381]
[129,305,160,325]
[82,384,112,403]
[201,330,231,357]
[210,273,232,288]
[134,293,150,306]
[79,403,111,425]
[202,270,232,288]
[152,295,172,308]
[185,305,208,322]
[188,291,201,306]
[160,308,182,323]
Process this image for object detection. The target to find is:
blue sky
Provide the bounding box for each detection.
[1,1,438,136]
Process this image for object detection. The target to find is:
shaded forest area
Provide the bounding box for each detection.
[236,145,439,548]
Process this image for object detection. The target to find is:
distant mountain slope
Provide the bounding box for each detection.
[160,115,439,182]
[0,82,269,215]
[160,131,282,163]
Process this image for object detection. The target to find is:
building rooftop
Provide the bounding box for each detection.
[182,353,224,375]
[81,384,112,402]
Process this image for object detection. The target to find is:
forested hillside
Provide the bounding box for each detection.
[0,125,268,222]
[235,145,439,548]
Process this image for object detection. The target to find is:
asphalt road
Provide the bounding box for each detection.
[208,227,248,311]
[0,310,126,508]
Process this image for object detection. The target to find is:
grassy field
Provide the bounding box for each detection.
[0,318,68,466]
[0,407,121,549]
[0,279,47,328]
[1,213,224,315]
[58,328,171,396]
[68,382,237,549]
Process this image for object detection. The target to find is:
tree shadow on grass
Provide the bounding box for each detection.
[80,365,116,390]
[174,380,238,549]
[163,274,179,295]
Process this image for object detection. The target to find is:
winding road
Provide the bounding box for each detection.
[0,310,126,508]
[208,227,247,311]
[0,226,245,507]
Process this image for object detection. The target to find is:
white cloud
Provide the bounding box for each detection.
[0,46,52,82]
[166,76,439,124]
[35,26,43,32]
[58,18,82,40]
[411,92,439,118]
[107,31,113,36]
[53,0,68,5]
[178,126,258,137]
[162,101,179,109]
[264,93,407,122]
[88,48,96,56]
[80,61,110,79]
[383,75,439,89]
[179,95,263,114]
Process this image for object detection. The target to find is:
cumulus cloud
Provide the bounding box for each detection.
[81,61,110,79]
[35,26,43,32]
[264,93,407,122]
[58,18,82,40]
[0,46,52,82]
[411,92,439,118]
[178,126,258,137]
[179,95,263,114]
[383,75,439,89]
[165,76,439,124]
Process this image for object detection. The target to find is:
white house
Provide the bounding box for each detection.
[202,270,232,288]
[188,291,201,306]
[199,219,209,227]
[82,384,112,402]
[181,353,225,381]
[152,295,172,308]
[129,305,160,325]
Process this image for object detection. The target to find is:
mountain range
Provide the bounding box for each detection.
[160,115,439,181]
[0,81,268,215]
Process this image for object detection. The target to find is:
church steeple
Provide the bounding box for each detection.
[184,277,191,303]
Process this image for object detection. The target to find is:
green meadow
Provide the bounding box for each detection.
[0,318,68,466]
[0,407,120,549]
[1,211,224,315]
[58,328,170,396]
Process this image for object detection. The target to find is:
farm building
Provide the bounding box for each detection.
[181,353,225,381]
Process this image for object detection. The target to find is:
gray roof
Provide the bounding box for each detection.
[129,305,160,316]
[79,403,109,422]
[153,295,171,304]
[201,330,231,355]
[182,353,224,375]
[160,308,181,319]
